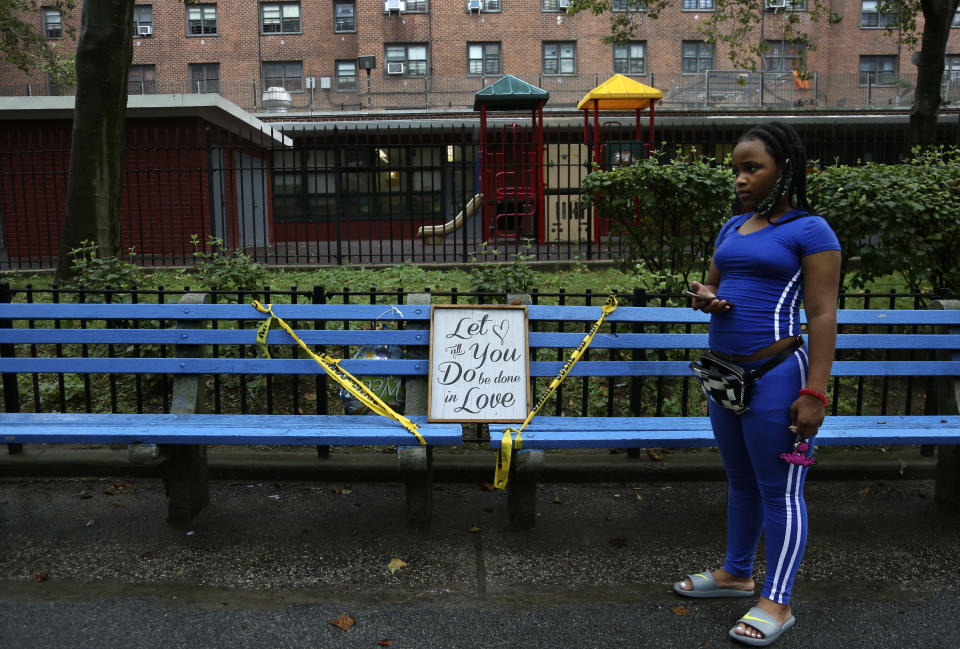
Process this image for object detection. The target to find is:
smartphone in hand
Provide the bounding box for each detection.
[685,290,734,308]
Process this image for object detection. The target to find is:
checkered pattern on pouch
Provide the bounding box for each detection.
[689,354,750,414]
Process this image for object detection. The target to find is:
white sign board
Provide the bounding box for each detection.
[428,305,530,422]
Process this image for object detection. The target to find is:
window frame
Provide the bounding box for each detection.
[334,1,356,33]
[41,7,62,39]
[133,5,153,37]
[762,40,803,73]
[542,41,577,75]
[385,43,429,77]
[128,64,157,94]
[261,2,302,35]
[186,4,218,36]
[467,42,501,77]
[263,60,304,93]
[189,63,221,94]
[860,0,898,28]
[682,40,714,74]
[467,0,500,10]
[541,0,567,11]
[336,60,358,92]
[681,0,714,11]
[858,55,898,86]
[613,41,646,75]
[404,0,428,12]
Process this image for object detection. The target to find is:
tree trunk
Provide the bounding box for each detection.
[909,0,960,148]
[55,0,134,282]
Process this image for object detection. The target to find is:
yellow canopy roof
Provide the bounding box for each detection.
[576,74,663,111]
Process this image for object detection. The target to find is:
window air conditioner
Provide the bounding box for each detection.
[384,0,405,12]
[765,0,788,8]
[558,0,570,8]
[137,25,153,36]
[386,62,405,75]
[467,0,482,11]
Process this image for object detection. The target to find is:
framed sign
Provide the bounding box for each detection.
[428,305,530,422]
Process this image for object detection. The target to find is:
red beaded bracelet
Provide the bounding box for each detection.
[798,388,829,407]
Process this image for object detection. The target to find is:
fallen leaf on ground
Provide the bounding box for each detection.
[647,449,664,461]
[609,536,626,547]
[478,481,495,492]
[859,487,871,495]
[378,640,392,647]
[33,571,49,582]
[671,605,691,616]
[553,495,562,504]
[469,525,482,533]
[388,558,408,574]
[76,491,91,499]
[330,613,355,631]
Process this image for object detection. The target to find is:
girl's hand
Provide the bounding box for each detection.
[688,282,733,314]
[789,393,826,438]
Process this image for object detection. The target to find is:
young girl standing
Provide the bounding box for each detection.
[674,122,841,647]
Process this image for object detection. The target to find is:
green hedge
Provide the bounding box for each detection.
[580,147,960,293]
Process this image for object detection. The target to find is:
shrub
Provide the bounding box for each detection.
[579,150,733,287]
[189,235,268,300]
[64,240,145,299]
[808,146,960,293]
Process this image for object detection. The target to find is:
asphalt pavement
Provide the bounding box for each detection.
[1,444,958,649]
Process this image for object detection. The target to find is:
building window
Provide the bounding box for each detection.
[682,41,714,74]
[128,65,157,94]
[263,61,303,92]
[334,2,355,32]
[613,0,644,9]
[189,63,220,93]
[945,55,960,82]
[860,0,897,28]
[404,0,428,12]
[468,0,500,10]
[859,55,897,85]
[262,2,301,34]
[385,44,428,77]
[763,40,803,72]
[543,42,576,75]
[613,42,645,75]
[187,4,217,36]
[336,60,357,91]
[542,0,566,11]
[682,0,714,10]
[954,9,959,27]
[42,7,62,39]
[468,43,501,76]
[133,5,153,37]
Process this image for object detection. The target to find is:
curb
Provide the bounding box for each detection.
[0,444,937,484]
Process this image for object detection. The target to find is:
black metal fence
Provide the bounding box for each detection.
[0,284,942,445]
[1,116,956,271]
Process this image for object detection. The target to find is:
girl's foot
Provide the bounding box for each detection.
[676,568,754,594]
[732,597,792,641]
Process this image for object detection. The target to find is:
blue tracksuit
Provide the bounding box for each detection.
[707,210,840,604]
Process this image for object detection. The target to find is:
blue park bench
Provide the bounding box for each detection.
[490,300,960,528]
[0,293,461,524]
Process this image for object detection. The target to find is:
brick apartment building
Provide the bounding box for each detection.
[3,1,960,113]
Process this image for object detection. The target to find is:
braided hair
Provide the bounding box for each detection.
[737,121,810,224]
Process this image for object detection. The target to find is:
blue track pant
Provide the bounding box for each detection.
[708,347,812,605]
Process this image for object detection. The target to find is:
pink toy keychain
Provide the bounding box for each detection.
[780,436,817,467]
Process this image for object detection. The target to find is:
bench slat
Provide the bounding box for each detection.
[5,358,959,377]
[488,415,960,448]
[5,304,960,327]
[1,329,959,352]
[0,413,461,446]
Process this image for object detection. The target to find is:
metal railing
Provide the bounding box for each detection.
[3,71,956,113]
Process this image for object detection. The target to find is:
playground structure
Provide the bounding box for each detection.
[416,74,661,246]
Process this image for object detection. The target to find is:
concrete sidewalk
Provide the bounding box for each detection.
[1,444,957,648]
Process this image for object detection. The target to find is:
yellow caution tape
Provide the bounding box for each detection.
[252,301,426,446]
[493,292,619,490]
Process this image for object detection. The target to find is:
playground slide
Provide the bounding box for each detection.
[417,194,483,244]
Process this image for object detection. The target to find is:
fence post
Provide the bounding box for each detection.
[504,292,540,529]
[0,283,23,455]
[930,298,960,511]
[399,292,434,525]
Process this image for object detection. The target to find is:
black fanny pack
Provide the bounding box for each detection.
[690,336,804,414]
